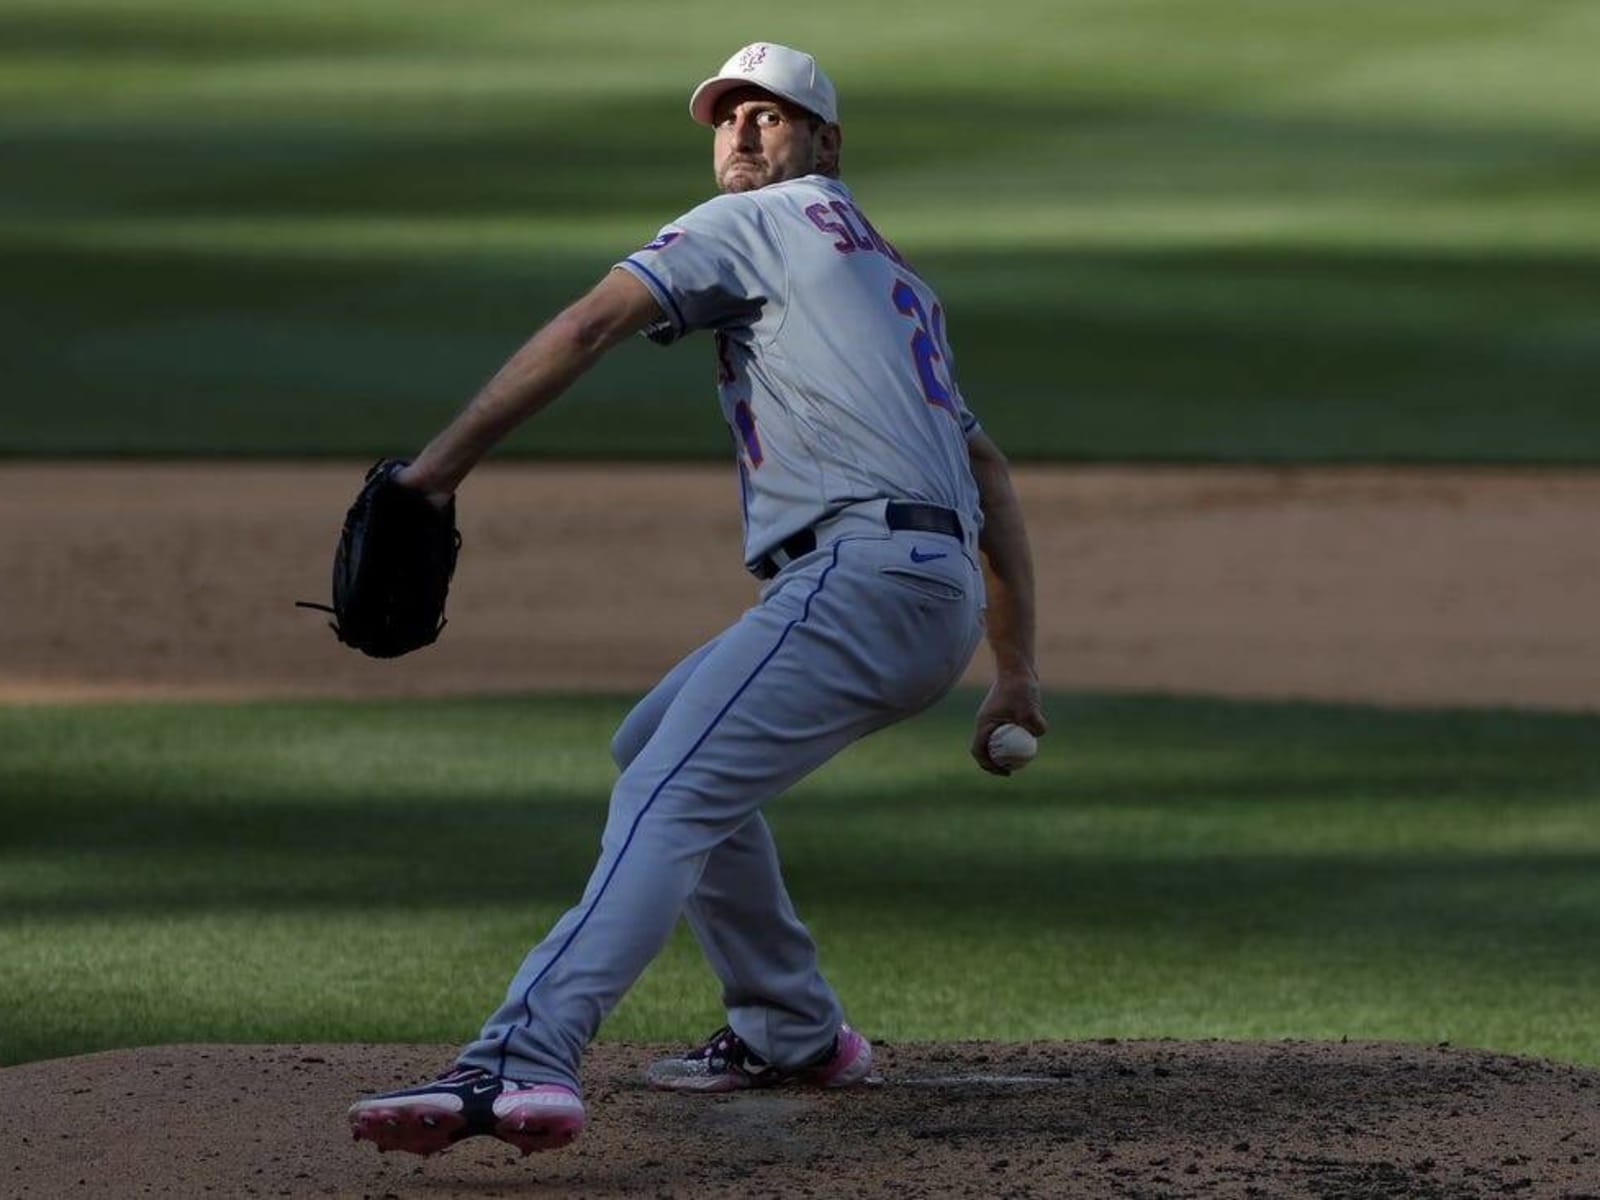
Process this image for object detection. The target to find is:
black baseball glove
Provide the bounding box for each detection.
[298,458,461,658]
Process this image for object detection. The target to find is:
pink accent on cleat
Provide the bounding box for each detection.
[492,1084,586,1154]
[645,1022,875,1092]
[347,1067,585,1157]
[808,1023,874,1088]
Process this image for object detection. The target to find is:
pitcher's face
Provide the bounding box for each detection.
[712,87,835,193]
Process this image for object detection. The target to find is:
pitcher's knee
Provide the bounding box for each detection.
[610,718,649,772]
[602,768,658,833]
[608,730,631,772]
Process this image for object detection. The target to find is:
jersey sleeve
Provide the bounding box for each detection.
[615,195,780,345]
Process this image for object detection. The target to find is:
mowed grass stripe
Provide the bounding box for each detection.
[2,0,1598,460]
[2,692,1596,1066]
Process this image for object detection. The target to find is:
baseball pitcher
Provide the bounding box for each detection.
[348,42,1046,1156]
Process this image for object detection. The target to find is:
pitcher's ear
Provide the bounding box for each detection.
[816,122,842,176]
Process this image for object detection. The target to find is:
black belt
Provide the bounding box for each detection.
[752,501,964,580]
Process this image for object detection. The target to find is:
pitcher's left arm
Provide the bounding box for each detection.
[398,269,662,499]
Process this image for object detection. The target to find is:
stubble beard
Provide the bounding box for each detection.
[718,158,765,194]
[717,148,816,194]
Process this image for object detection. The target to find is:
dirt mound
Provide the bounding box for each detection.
[4,1040,1597,1198]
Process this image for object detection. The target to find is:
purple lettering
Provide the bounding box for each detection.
[829,201,875,252]
[805,202,855,254]
[804,199,912,268]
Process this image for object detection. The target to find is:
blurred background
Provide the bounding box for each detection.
[4,0,1598,461]
[4,0,1600,1079]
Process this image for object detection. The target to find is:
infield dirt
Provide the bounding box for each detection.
[3,463,1599,710]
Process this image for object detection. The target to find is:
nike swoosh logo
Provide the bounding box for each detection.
[469,1082,499,1095]
[909,548,948,563]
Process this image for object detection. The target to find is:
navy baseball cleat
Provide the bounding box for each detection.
[348,1066,585,1156]
[645,1023,873,1093]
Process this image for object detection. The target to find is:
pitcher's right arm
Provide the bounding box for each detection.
[966,430,1047,774]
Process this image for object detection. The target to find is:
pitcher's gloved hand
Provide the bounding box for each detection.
[297,458,462,658]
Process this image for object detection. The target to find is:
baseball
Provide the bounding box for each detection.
[987,723,1038,771]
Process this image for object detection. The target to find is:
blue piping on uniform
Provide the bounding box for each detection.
[622,257,687,334]
[496,537,858,1077]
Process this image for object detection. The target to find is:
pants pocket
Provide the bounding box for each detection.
[878,565,966,602]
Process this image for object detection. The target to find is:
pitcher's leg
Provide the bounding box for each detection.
[459,539,979,1090]
[456,808,704,1089]
[458,574,876,1087]
[615,634,841,1058]
[609,632,722,772]
[611,630,844,1062]
[684,813,842,1065]
[614,635,841,1061]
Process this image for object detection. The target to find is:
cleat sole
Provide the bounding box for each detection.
[349,1105,465,1157]
[494,1112,585,1155]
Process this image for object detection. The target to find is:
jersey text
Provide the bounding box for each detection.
[803,201,908,267]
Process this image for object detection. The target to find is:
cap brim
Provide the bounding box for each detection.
[688,76,819,126]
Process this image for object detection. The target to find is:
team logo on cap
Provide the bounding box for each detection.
[737,44,768,72]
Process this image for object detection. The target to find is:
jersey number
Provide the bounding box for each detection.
[891,278,957,418]
[733,400,763,468]
[717,333,764,469]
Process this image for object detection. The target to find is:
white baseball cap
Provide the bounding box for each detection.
[689,43,838,126]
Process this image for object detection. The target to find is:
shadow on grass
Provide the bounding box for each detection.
[2,695,1596,971]
[7,92,1598,217]
[4,241,1598,460]
[0,6,437,59]
[4,90,1599,460]
[3,692,1597,1067]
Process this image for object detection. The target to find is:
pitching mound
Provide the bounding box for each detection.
[5,1041,1597,1198]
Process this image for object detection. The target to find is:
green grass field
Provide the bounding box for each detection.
[3,691,1597,1068]
[5,0,1599,460]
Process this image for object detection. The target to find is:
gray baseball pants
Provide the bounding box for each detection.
[456,508,984,1091]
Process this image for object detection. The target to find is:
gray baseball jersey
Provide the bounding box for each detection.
[616,175,984,567]
[456,174,989,1094]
